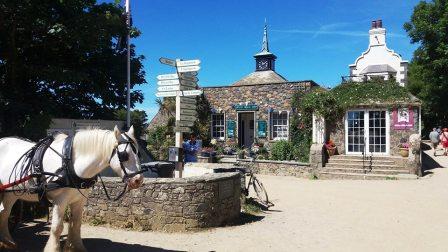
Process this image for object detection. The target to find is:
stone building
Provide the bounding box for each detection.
[347,20,409,86]
[325,20,421,157]
[203,25,318,147]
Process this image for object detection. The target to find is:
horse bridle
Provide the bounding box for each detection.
[98,133,148,202]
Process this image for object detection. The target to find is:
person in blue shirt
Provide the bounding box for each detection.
[183,133,200,162]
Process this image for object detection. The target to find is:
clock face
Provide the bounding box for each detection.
[257,59,269,70]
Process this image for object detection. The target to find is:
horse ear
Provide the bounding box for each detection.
[114,125,121,140]
[127,125,135,137]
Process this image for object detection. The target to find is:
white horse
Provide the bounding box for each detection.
[0,126,143,251]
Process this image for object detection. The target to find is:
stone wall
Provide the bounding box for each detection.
[83,173,241,232]
[237,159,313,178]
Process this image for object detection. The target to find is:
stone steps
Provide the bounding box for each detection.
[330,155,406,162]
[318,172,417,180]
[324,167,409,175]
[327,158,395,165]
[325,163,405,170]
[321,154,414,180]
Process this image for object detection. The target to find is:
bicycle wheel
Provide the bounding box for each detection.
[252,177,272,207]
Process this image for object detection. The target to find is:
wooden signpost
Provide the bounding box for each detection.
[157,57,202,178]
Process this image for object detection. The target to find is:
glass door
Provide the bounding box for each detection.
[368,111,387,153]
[346,110,389,155]
[347,111,365,154]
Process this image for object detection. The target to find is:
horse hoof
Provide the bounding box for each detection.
[0,241,18,250]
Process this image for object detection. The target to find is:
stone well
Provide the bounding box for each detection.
[83,172,241,232]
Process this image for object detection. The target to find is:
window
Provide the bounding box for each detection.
[270,111,289,140]
[211,114,225,140]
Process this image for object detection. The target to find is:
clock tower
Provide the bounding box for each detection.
[254,23,277,71]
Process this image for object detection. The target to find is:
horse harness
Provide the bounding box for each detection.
[1,133,145,203]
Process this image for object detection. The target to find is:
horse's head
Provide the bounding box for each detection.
[109,125,144,190]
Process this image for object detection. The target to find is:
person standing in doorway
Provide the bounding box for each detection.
[183,133,200,162]
[440,128,448,156]
[429,128,440,156]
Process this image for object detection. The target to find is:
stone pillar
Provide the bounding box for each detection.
[309,143,325,170]
[312,113,325,144]
[408,134,422,177]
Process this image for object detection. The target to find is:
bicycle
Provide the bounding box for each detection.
[240,167,274,208]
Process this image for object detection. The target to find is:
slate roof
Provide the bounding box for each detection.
[360,64,397,74]
[232,70,287,86]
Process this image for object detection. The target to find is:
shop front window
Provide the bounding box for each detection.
[270,111,289,140]
[211,114,225,140]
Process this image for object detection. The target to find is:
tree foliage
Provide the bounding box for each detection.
[0,0,146,139]
[404,0,448,131]
[114,109,148,139]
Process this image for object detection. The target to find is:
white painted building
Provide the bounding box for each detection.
[348,20,408,86]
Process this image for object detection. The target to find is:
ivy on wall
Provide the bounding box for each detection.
[291,79,416,161]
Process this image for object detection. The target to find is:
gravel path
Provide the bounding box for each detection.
[13,149,448,251]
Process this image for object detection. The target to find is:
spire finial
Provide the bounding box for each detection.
[262,19,269,52]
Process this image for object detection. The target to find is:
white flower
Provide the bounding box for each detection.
[210,139,217,145]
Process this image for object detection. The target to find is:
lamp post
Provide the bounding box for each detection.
[126,0,131,129]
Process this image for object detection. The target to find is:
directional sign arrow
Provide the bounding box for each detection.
[177,120,194,127]
[156,91,178,97]
[180,103,197,110]
[181,71,198,77]
[157,85,182,92]
[159,57,176,67]
[182,90,203,96]
[180,97,196,104]
[180,76,198,82]
[180,79,197,86]
[157,79,180,86]
[177,66,200,73]
[180,109,197,116]
[157,73,178,80]
[174,126,191,133]
[180,115,197,122]
[176,59,201,67]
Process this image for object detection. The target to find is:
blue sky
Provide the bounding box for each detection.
[110,0,421,120]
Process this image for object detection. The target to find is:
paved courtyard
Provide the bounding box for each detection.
[14,148,448,251]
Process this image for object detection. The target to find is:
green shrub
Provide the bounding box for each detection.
[270,140,294,161]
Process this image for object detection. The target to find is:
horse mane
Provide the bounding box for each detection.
[72,128,117,162]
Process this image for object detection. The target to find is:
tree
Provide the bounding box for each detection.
[0,0,146,139]
[404,0,448,132]
[114,109,148,140]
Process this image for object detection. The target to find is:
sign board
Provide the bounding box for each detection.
[182,90,203,96]
[156,91,178,97]
[176,59,200,67]
[257,120,267,138]
[180,79,197,86]
[180,75,198,82]
[177,65,200,73]
[233,104,259,111]
[174,126,191,133]
[180,103,196,110]
[157,85,183,92]
[181,115,197,122]
[181,71,198,77]
[393,107,414,130]
[157,73,178,80]
[180,97,196,104]
[157,79,180,86]
[177,120,194,127]
[159,57,176,67]
[180,109,197,116]
[226,120,236,138]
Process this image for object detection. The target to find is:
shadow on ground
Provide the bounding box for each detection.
[10,220,181,252]
[421,143,446,176]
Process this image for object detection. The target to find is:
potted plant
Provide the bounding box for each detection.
[398,143,409,157]
[200,147,216,157]
[236,148,245,159]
